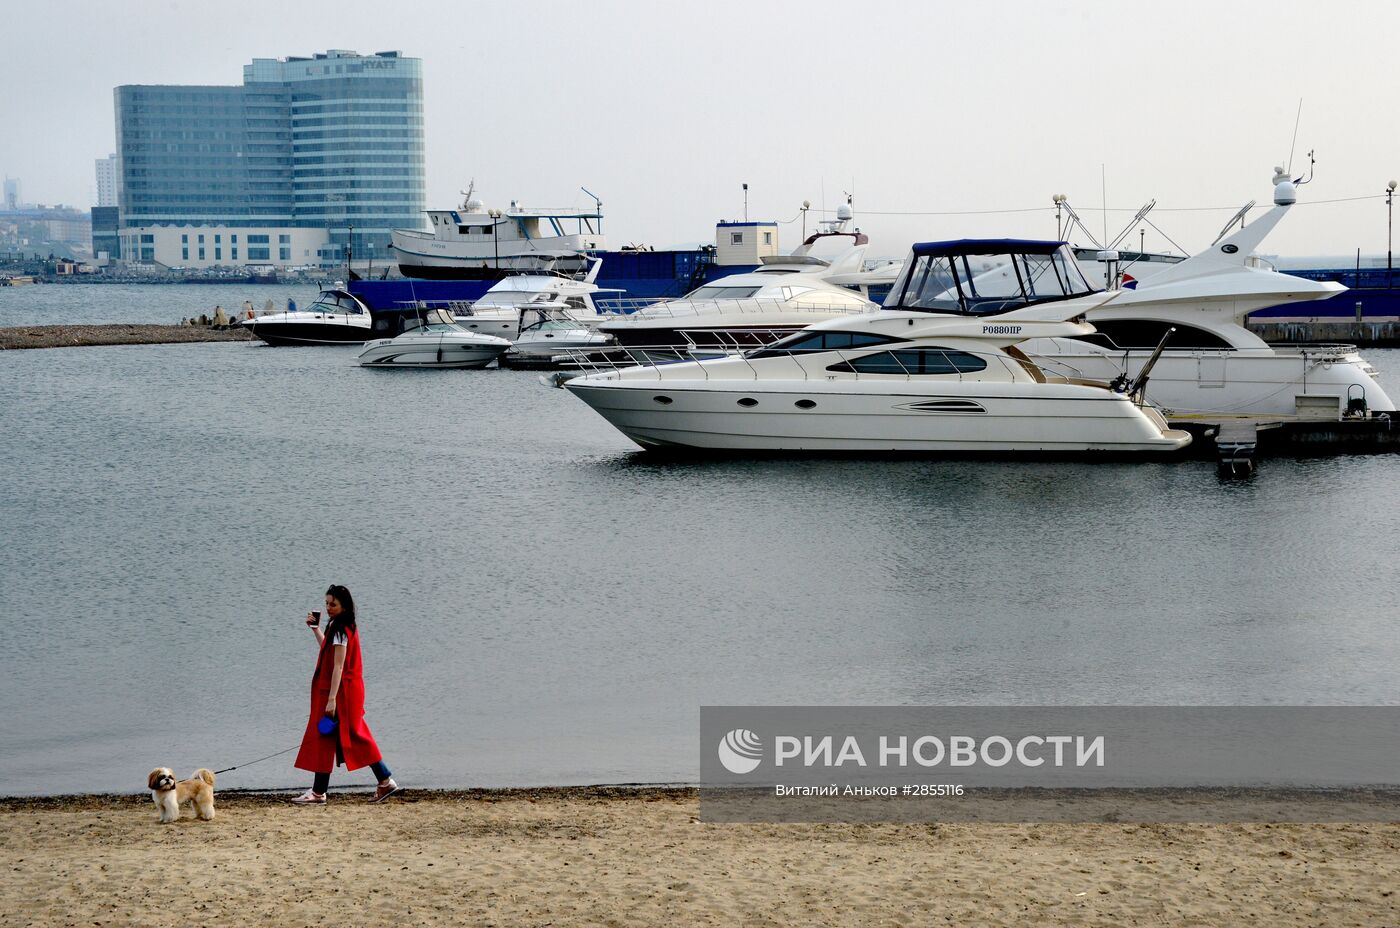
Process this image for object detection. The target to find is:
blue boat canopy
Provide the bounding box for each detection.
[910,238,1069,257]
[886,239,1099,316]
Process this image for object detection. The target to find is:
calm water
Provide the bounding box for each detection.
[0,281,327,327]
[3,314,1400,794]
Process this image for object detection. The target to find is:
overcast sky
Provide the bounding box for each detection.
[4,0,1399,259]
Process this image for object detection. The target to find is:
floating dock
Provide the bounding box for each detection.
[1170,414,1400,476]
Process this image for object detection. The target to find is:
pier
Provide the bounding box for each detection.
[1171,414,1400,476]
[0,324,253,350]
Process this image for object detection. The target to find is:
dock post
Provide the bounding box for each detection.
[1213,421,1261,478]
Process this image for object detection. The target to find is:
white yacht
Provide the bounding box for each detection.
[390,184,604,280]
[594,202,886,358]
[356,309,511,369]
[1025,171,1396,418]
[241,288,373,346]
[562,240,1190,454]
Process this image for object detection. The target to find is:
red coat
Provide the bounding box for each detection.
[294,626,382,773]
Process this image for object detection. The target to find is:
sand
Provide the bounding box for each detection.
[0,324,254,349]
[2,787,1398,927]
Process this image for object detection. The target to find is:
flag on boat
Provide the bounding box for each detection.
[1122,273,1138,290]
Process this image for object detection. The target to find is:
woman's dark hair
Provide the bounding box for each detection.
[323,584,357,648]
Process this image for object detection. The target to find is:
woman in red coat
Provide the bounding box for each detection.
[291,584,400,804]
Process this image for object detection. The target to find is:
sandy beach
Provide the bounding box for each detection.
[0,324,253,349]
[3,788,1398,927]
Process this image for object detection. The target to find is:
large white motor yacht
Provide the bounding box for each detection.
[1025,171,1396,418]
[390,184,604,280]
[563,240,1190,454]
[595,203,888,358]
[356,309,511,369]
[241,288,373,346]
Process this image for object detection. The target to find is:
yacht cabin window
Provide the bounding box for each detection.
[749,330,899,358]
[826,348,989,376]
[1071,319,1235,350]
[884,241,1097,315]
[685,285,763,300]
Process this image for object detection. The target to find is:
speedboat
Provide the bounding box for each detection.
[1025,170,1396,418]
[594,201,886,359]
[390,182,605,280]
[356,308,510,369]
[241,288,373,346]
[562,240,1191,455]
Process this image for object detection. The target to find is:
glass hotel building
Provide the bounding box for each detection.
[114,50,424,267]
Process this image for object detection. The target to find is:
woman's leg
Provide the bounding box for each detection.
[369,761,392,784]
[313,771,331,794]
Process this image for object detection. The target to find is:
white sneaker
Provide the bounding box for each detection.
[290,789,326,805]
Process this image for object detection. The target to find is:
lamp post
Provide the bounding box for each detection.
[1052,194,1067,240]
[801,199,811,239]
[488,208,502,270]
[1388,180,1396,289]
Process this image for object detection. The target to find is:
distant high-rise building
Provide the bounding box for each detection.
[95,154,119,208]
[3,177,19,211]
[113,49,424,265]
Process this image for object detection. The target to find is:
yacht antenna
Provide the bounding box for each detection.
[1286,99,1303,175]
[1106,200,1156,251]
[1101,165,1108,251]
[460,178,476,209]
[1057,198,1103,249]
[1211,200,1257,246]
[581,186,603,234]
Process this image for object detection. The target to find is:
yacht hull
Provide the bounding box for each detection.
[242,319,370,346]
[565,379,1191,453]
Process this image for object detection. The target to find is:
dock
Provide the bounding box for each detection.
[1170,414,1400,476]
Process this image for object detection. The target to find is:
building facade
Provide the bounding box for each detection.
[95,155,119,208]
[91,206,120,260]
[114,49,423,265]
[117,224,327,269]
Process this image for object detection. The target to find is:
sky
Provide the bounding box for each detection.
[3,0,1400,260]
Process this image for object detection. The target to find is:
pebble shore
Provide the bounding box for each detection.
[0,324,255,350]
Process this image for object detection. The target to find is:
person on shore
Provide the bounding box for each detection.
[242,300,255,320]
[212,305,227,327]
[287,297,298,313]
[292,584,400,804]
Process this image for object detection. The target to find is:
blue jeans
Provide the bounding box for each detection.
[314,760,391,794]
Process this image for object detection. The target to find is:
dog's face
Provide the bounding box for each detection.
[148,768,176,792]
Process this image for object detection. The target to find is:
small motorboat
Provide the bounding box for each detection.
[356,308,511,369]
[502,314,614,369]
[242,288,373,346]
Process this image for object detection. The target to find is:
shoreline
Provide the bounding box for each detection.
[4,787,1398,926]
[0,323,254,349]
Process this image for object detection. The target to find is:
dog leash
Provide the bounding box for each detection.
[213,744,299,776]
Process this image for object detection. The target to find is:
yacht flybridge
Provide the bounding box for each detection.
[1026,170,1396,418]
[595,200,885,357]
[563,240,1190,454]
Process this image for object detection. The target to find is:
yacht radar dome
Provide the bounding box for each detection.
[464,197,485,212]
[1273,179,1297,205]
[835,202,853,222]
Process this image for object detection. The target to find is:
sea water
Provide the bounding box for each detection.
[2,324,1399,794]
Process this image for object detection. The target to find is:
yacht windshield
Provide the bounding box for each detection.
[308,292,366,314]
[883,241,1097,315]
[684,286,763,300]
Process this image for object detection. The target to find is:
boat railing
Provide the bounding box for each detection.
[593,296,873,319]
[1267,342,1360,359]
[551,342,1041,386]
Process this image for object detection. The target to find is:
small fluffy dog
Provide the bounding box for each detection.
[147,768,216,824]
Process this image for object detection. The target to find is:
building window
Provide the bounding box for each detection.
[731,232,743,245]
[215,248,222,260]
[248,234,270,244]
[278,234,290,244]
[232,247,238,260]
[140,234,154,244]
[181,234,188,244]
[764,231,772,245]
[215,234,221,244]
[279,247,291,260]
[198,248,205,260]
[182,248,189,260]
[198,234,204,244]
[231,235,238,244]
[248,247,270,260]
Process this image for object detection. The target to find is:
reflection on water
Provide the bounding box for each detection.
[1,340,1399,794]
